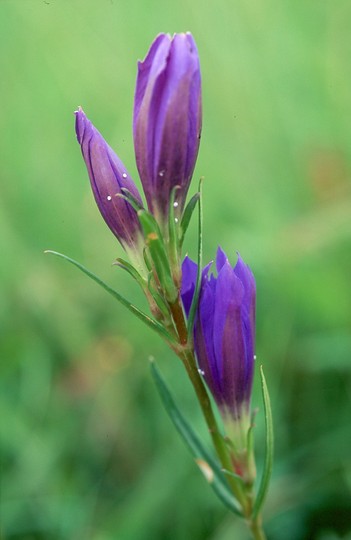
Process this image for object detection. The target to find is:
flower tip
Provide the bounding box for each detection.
[216,245,229,272]
[75,107,88,144]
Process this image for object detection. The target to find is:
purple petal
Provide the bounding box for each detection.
[234,254,256,353]
[181,256,198,316]
[213,261,244,403]
[75,108,143,249]
[133,33,202,219]
[133,34,171,134]
[187,248,256,419]
[196,278,223,403]
[216,246,228,273]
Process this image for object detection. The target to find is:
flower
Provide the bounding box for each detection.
[181,248,256,421]
[75,108,144,255]
[133,33,202,222]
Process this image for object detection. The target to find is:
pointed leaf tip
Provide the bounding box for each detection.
[187,177,203,337]
[252,365,274,519]
[44,250,176,344]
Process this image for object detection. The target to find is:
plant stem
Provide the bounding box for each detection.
[247,514,267,540]
[170,296,247,510]
[170,296,268,538]
[169,298,188,346]
[182,349,248,509]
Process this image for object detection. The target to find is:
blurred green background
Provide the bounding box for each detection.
[1,1,351,539]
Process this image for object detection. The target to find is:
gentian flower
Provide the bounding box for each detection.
[181,248,256,427]
[133,33,202,223]
[75,108,144,263]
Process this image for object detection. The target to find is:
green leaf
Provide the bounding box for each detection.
[147,272,171,319]
[44,250,176,344]
[119,188,144,211]
[113,258,146,288]
[252,365,274,519]
[180,192,200,246]
[150,360,242,516]
[221,468,245,485]
[138,210,178,303]
[187,178,204,337]
[143,247,153,272]
[168,185,181,270]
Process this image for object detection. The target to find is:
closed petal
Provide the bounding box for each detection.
[188,249,256,419]
[133,33,201,220]
[213,262,245,406]
[75,108,143,249]
[216,246,228,273]
[181,256,198,316]
[196,279,223,403]
[234,254,256,391]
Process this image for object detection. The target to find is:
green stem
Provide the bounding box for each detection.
[247,514,266,540]
[170,298,188,346]
[170,297,247,511]
[182,349,247,509]
[170,296,268,538]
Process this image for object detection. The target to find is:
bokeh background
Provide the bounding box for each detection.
[1,1,351,539]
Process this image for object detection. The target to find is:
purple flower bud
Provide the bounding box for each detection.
[181,248,256,420]
[133,33,202,221]
[75,108,143,252]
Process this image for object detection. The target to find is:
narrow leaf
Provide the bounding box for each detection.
[150,360,242,516]
[252,365,274,519]
[119,187,144,211]
[147,272,171,319]
[187,178,204,337]
[113,258,146,288]
[168,185,181,270]
[138,210,177,302]
[44,250,176,344]
[143,247,153,272]
[180,192,200,246]
[221,468,245,485]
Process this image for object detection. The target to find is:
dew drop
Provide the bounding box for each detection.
[122,173,127,178]
[175,217,179,223]
[253,355,257,360]
[107,195,112,201]
[198,368,205,376]
[173,201,179,208]
[158,170,165,177]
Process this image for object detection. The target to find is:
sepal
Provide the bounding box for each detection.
[138,209,178,303]
[113,257,146,288]
[168,186,181,286]
[186,178,203,337]
[180,192,199,247]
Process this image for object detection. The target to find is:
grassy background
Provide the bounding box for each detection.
[1,1,351,538]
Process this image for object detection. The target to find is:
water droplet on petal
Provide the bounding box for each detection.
[122,173,127,178]
[158,170,165,177]
[107,195,112,201]
[173,201,179,208]
[253,355,257,360]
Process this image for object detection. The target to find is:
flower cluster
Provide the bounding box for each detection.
[76,29,257,428]
[73,32,267,535]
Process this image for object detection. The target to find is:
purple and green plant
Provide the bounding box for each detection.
[46,32,273,540]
